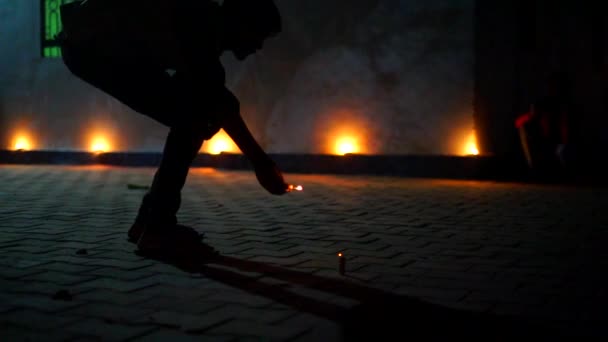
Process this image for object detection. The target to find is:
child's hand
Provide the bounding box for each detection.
[254,158,288,195]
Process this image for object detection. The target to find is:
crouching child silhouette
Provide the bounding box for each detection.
[59,0,287,253]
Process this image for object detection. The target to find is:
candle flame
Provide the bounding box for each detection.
[13,135,32,151]
[90,136,110,153]
[209,139,229,155]
[338,253,343,257]
[335,137,359,156]
[287,184,304,192]
[202,129,241,155]
[464,130,479,156]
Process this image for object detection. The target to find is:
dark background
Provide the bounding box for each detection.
[0,0,606,164]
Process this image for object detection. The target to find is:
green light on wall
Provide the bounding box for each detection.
[42,0,77,58]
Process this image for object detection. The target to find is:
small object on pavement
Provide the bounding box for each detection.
[127,184,151,190]
[287,184,303,192]
[338,252,345,275]
[76,249,88,255]
[52,289,73,301]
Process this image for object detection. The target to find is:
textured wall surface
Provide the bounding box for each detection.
[0,0,475,154]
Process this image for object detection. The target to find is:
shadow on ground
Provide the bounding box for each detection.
[134,226,592,341]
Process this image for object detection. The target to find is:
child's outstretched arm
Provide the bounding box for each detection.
[220,89,287,195]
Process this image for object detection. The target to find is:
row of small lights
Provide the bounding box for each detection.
[9,130,367,156]
[10,130,238,155]
[9,129,479,156]
[12,132,117,154]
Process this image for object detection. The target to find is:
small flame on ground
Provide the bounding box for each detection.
[202,129,241,155]
[209,139,229,155]
[13,135,32,151]
[464,130,479,156]
[335,137,359,156]
[288,184,304,192]
[90,136,110,153]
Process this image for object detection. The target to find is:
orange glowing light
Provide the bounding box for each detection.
[287,184,304,192]
[338,253,343,257]
[201,129,241,155]
[191,167,218,174]
[464,130,479,156]
[90,136,110,153]
[335,137,359,156]
[12,135,32,151]
[322,109,370,155]
[210,139,229,155]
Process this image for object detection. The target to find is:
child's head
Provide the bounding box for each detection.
[221,0,282,60]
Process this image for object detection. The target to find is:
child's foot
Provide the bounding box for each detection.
[135,224,205,252]
[127,222,146,244]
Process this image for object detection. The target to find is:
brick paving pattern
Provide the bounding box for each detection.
[1,165,607,340]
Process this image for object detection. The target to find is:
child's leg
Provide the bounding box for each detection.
[135,72,222,232]
[136,127,206,228]
[60,39,216,236]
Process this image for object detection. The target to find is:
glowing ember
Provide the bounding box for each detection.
[202,129,240,155]
[13,135,32,151]
[287,184,304,192]
[335,137,359,156]
[464,130,479,156]
[209,139,230,155]
[338,252,345,274]
[90,136,110,153]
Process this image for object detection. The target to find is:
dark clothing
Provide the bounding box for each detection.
[60,0,222,68]
[534,96,571,146]
[61,37,225,136]
[60,0,235,226]
[517,93,577,174]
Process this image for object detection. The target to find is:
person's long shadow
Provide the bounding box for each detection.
[134,227,583,341]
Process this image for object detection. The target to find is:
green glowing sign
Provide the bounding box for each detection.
[42,0,78,57]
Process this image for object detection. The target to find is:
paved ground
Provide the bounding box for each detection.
[1,165,607,341]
